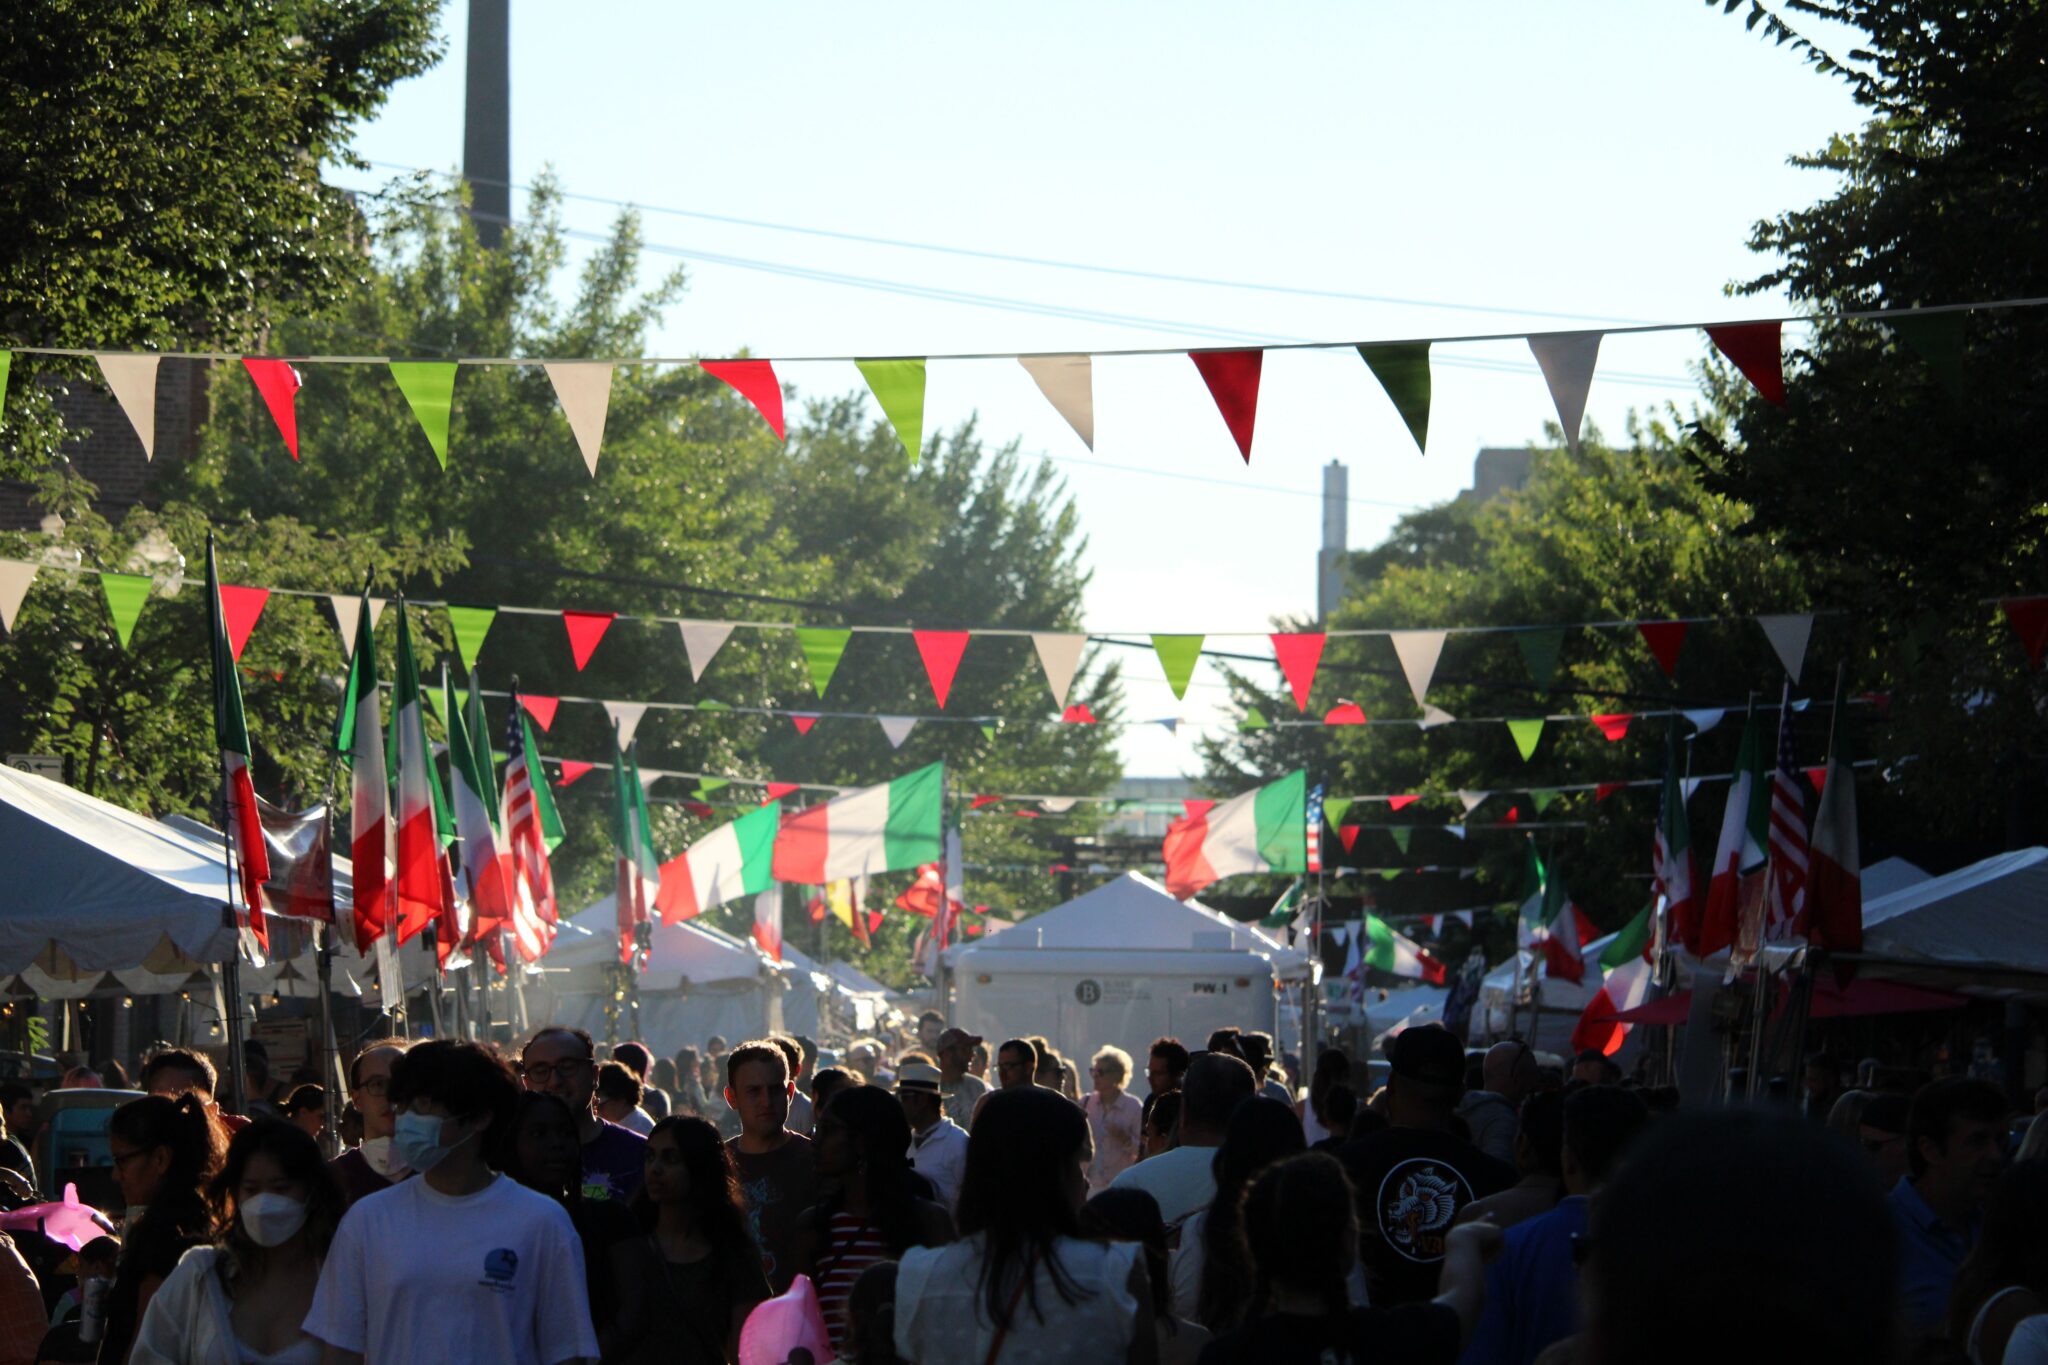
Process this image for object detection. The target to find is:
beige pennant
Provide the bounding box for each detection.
[0,560,34,632]
[544,362,614,477]
[330,595,361,658]
[1031,632,1088,710]
[1389,630,1447,707]
[1018,355,1094,449]
[96,354,161,460]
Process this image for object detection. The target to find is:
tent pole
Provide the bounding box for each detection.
[216,766,251,1119]
[314,922,343,1157]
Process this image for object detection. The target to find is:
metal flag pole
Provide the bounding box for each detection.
[216,767,251,1120]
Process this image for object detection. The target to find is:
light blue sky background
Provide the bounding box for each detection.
[334,2,1864,778]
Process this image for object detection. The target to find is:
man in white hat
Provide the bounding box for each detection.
[897,1061,969,1212]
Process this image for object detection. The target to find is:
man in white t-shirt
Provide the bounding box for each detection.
[1110,1051,1255,1231]
[898,1062,969,1210]
[305,1039,598,1365]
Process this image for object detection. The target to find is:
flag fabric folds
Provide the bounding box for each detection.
[1161,771,1307,900]
[387,604,446,946]
[656,802,780,924]
[206,537,270,950]
[1699,712,1769,959]
[771,763,944,885]
[502,684,560,958]
[332,584,390,953]
[1363,913,1445,984]
[1571,904,1656,1056]
[1799,673,1863,954]
[1653,723,1698,953]
[444,670,515,955]
[1764,699,1810,944]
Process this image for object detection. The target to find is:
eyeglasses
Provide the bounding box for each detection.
[109,1148,150,1169]
[353,1077,389,1096]
[520,1059,590,1085]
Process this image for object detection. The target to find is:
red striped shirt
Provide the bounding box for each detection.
[817,1211,889,1352]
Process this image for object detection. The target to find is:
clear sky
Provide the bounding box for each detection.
[332,2,1864,779]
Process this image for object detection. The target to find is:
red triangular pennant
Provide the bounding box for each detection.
[1591,713,1633,742]
[556,760,594,787]
[683,800,716,819]
[1324,701,1367,725]
[1189,350,1263,462]
[1387,795,1420,811]
[520,694,560,731]
[2002,598,2048,668]
[1338,826,1360,853]
[241,358,303,458]
[970,794,1004,810]
[1183,799,1216,820]
[913,630,971,708]
[1270,632,1327,712]
[1705,322,1787,406]
[700,359,787,440]
[765,781,801,803]
[1503,806,1521,824]
[1806,765,1828,794]
[1635,621,1689,677]
[790,713,819,736]
[218,584,269,662]
[1061,704,1097,724]
[562,611,615,671]
[1595,781,1626,803]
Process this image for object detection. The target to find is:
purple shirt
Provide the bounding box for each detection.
[580,1118,647,1203]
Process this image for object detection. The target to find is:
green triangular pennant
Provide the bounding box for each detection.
[980,725,997,742]
[445,604,497,672]
[1531,788,1560,815]
[389,361,458,468]
[1240,707,1269,732]
[1358,342,1431,454]
[699,700,731,712]
[1150,634,1204,700]
[795,627,852,695]
[1507,718,1545,761]
[1516,629,1564,691]
[1325,797,1353,830]
[698,777,729,796]
[1381,868,1402,882]
[1889,311,1967,396]
[0,351,11,425]
[1390,825,1412,854]
[100,572,151,649]
[855,358,927,463]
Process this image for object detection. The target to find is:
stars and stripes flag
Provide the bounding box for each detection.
[1305,783,1325,874]
[501,685,558,960]
[1764,697,1809,943]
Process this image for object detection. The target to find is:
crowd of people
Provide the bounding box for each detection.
[0,1016,2045,1363]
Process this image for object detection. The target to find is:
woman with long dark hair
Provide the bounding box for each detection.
[1183,1096,1305,1331]
[497,1089,648,1360]
[626,1115,769,1364]
[1081,1187,1207,1365]
[99,1093,226,1364]
[1950,1159,2048,1363]
[129,1120,344,1364]
[895,1086,1156,1364]
[799,1085,954,1356]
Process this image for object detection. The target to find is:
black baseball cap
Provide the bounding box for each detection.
[1385,1025,1465,1088]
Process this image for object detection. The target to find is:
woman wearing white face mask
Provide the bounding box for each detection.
[130,1119,345,1364]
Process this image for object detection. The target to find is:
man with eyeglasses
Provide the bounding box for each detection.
[519,1026,646,1203]
[332,1040,410,1206]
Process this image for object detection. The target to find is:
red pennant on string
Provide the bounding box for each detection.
[556,760,594,787]
[1338,826,1360,853]
[1013,810,1042,820]
[866,910,885,935]
[1270,632,1326,712]
[1183,799,1216,820]
[1387,795,1420,811]
[1806,765,1828,794]
[1189,350,1263,462]
[971,794,1005,810]
[1061,704,1098,724]
[1705,322,1787,406]
[1636,621,1689,677]
[562,611,615,671]
[1324,702,1367,725]
[241,359,303,458]
[700,359,787,440]
[683,800,716,819]
[520,694,560,731]
[1503,806,1521,825]
[1859,690,1893,716]
[2002,598,2048,668]
[1595,781,1626,802]
[218,585,269,662]
[1591,714,1633,742]
[790,714,819,736]
[913,630,971,708]
[765,782,801,803]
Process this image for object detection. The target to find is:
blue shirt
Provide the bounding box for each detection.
[1459,1195,1587,1365]
[1890,1177,1979,1337]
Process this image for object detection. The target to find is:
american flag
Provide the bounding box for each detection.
[501,688,557,959]
[1764,702,1808,942]
[1305,783,1325,874]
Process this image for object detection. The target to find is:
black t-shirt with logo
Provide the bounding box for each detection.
[1336,1126,1513,1306]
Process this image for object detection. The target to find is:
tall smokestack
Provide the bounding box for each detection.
[463,0,511,249]
[1317,460,1348,622]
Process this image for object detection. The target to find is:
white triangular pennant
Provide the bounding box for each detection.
[602,701,649,749]
[678,620,736,682]
[1445,826,1468,842]
[330,595,362,658]
[1018,355,1094,449]
[544,362,615,477]
[879,716,918,749]
[639,767,661,794]
[1389,630,1447,707]
[1682,777,1704,802]
[1683,708,1725,735]
[1040,797,1079,814]
[1756,614,1813,683]
[96,354,161,460]
[1419,703,1456,730]
[0,560,35,633]
[1156,717,1180,734]
[367,597,387,631]
[1457,789,1489,815]
[1031,632,1088,710]
[1527,331,1603,453]
[1452,910,1475,928]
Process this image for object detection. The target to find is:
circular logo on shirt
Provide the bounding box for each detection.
[1375,1158,1474,1263]
[1075,979,1101,1005]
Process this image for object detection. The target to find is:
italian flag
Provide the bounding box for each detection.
[770,762,944,884]
[1653,725,1699,953]
[657,800,780,924]
[1698,713,1769,958]
[1799,673,1862,953]
[1538,861,1594,985]
[1363,913,1445,984]
[206,537,270,951]
[1161,770,1306,900]
[1572,903,1657,1056]
[753,883,784,962]
[611,740,663,964]
[1515,842,1548,950]
[387,603,446,946]
[442,669,514,950]
[332,585,390,954]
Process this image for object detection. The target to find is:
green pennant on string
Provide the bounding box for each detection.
[1240,707,1269,732]
[1507,718,1545,761]
[1381,868,1402,881]
[1531,788,1561,815]
[1389,825,1412,854]
[697,777,729,796]
[1516,629,1564,691]
[795,628,852,696]
[389,361,458,468]
[855,358,927,462]
[0,351,11,424]
[980,724,996,742]
[1150,634,1204,700]
[699,700,731,712]
[1325,797,1353,830]
[1358,342,1431,454]
[445,604,497,672]
[100,572,150,649]
[1889,311,1967,396]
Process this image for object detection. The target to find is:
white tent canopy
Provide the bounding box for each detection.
[947,871,1311,977]
[1862,847,2048,979]
[0,765,237,974]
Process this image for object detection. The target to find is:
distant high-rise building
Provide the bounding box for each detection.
[1317,460,1347,622]
[1461,447,1534,504]
[464,0,511,249]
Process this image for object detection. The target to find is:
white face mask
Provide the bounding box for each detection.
[358,1135,409,1179]
[393,1111,460,1174]
[239,1193,308,1248]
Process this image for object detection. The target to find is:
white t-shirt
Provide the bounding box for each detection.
[304,1174,597,1365]
[2008,1315,2048,1365]
[1108,1144,1218,1230]
[895,1233,1142,1365]
[908,1117,969,1210]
